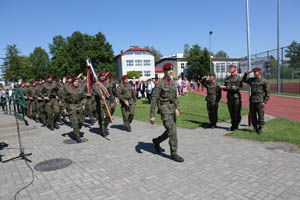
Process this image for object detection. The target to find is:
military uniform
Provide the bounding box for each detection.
[93,76,114,136]
[150,63,184,162]
[36,81,46,125]
[30,81,38,121]
[117,80,136,132]
[205,75,222,128]
[63,80,87,142]
[224,74,242,130]
[242,68,270,134]
[23,84,32,118]
[41,76,60,130]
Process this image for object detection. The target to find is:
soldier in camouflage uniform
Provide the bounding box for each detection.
[93,72,114,137]
[220,65,243,131]
[83,79,96,125]
[242,67,270,134]
[63,77,87,143]
[117,75,136,132]
[56,77,65,123]
[30,80,38,121]
[23,81,32,118]
[41,74,60,131]
[205,73,222,128]
[36,78,46,125]
[106,72,117,116]
[150,63,184,162]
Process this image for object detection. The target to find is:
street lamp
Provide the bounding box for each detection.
[209,31,213,73]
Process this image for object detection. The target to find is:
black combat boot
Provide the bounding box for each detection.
[54,123,59,129]
[250,126,257,133]
[152,138,161,153]
[127,124,132,132]
[257,127,262,135]
[76,135,81,143]
[171,154,184,162]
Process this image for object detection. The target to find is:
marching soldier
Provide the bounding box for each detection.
[36,78,47,125]
[242,67,270,134]
[56,77,65,123]
[30,80,38,121]
[150,63,184,162]
[93,72,114,137]
[117,75,136,132]
[63,77,87,143]
[106,72,117,116]
[205,73,222,128]
[41,74,60,131]
[220,65,242,131]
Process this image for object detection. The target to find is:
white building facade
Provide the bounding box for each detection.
[155,54,188,79]
[212,58,246,79]
[115,46,155,81]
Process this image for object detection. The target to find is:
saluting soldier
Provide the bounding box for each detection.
[63,77,87,143]
[93,72,114,137]
[41,74,60,131]
[205,73,222,128]
[150,63,184,162]
[117,75,136,132]
[220,65,242,131]
[242,67,270,134]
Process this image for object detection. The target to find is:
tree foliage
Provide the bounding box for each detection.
[285,41,300,70]
[186,45,210,80]
[49,31,115,78]
[127,71,141,79]
[28,47,50,80]
[214,50,228,58]
[144,46,163,63]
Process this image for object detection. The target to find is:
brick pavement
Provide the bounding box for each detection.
[1,112,300,200]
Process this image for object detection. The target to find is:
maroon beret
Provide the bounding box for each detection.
[72,77,78,83]
[46,73,52,79]
[66,75,72,80]
[163,63,173,71]
[122,75,128,81]
[209,73,216,77]
[229,65,237,68]
[31,80,36,84]
[38,78,43,81]
[253,67,262,72]
[98,72,105,77]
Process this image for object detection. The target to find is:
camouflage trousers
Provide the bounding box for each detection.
[25,100,31,117]
[37,100,46,122]
[45,98,59,127]
[30,100,38,118]
[69,105,84,137]
[250,102,265,128]
[86,96,96,120]
[96,99,111,133]
[155,113,178,155]
[227,98,242,128]
[121,104,135,128]
[207,102,218,125]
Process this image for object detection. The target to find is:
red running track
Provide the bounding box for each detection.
[191,88,300,122]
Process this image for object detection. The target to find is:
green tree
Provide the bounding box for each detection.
[184,44,190,58]
[214,50,228,58]
[186,44,210,80]
[49,31,114,78]
[144,46,163,63]
[1,44,24,81]
[285,41,300,71]
[127,71,141,79]
[28,47,50,79]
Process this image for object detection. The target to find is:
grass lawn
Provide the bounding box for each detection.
[226,118,300,147]
[113,92,249,129]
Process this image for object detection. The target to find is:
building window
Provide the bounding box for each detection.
[144,60,151,66]
[181,63,185,68]
[135,51,142,55]
[135,60,142,66]
[221,63,225,72]
[216,63,221,73]
[144,70,151,77]
[126,60,133,66]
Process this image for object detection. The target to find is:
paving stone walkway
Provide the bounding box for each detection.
[1,112,300,200]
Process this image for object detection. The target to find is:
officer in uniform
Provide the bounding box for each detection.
[205,73,222,128]
[41,74,60,131]
[117,75,136,132]
[36,78,46,125]
[63,77,86,142]
[150,63,184,162]
[220,65,242,131]
[23,81,32,118]
[242,67,270,134]
[93,72,114,137]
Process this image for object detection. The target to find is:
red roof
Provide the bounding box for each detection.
[115,46,156,57]
[155,67,163,72]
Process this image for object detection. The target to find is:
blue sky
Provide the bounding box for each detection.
[1,0,300,64]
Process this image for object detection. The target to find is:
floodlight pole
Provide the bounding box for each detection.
[277,0,280,93]
[246,0,252,126]
[209,31,213,73]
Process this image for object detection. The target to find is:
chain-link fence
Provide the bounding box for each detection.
[215,44,300,94]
